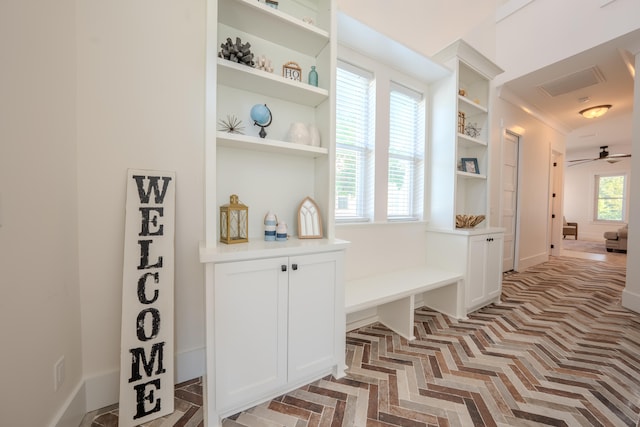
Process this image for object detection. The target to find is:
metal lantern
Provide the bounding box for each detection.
[220,194,248,244]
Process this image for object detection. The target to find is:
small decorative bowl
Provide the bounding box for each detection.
[455,214,486,229]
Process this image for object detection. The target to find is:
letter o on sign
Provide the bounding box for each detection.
[137,308,160,341]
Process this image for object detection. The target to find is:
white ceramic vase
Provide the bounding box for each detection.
[287,122,311,145]
[308,124,321,147]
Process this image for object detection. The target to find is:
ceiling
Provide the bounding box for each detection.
[501,28,640,156]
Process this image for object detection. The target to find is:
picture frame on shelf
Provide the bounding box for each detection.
[461,158,479,174]
[265,0,278,9]
[283,61,302,81]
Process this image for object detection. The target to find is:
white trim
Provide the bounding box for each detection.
[622,288,640,314]
[517,251,549,272]
[495,0,535,23]
[497,86,570,135]
[49,381,86,427]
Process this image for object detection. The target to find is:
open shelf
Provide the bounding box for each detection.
[457,170,487,180]
[217,131,328,157]
[457,133,487,147]
[458,95,488,113]
[219,0,330,56]
[217,58,329,106]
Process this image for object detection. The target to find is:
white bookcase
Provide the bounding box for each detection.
[426,40,505,314]
[201,1,345,425]
[429,40,503,230]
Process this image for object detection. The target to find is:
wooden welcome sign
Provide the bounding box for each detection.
[119,169,175,426]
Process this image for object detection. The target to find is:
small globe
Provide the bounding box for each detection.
[250,104,272,126]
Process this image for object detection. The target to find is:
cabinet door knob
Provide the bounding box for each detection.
[292,264,298,271]
[281,265,287,272]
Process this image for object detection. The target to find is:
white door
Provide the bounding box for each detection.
[501,131,519,271]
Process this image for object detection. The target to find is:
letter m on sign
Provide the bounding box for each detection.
[119,169,175,426]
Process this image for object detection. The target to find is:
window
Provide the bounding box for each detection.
[335,62,375,221]
[594,174,626,222]
[387,82,424,220]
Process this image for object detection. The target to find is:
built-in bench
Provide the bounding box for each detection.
[345,266,465,340]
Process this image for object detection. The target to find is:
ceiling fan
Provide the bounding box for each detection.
[567,145,631,166]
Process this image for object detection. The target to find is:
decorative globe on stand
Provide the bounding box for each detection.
[250,104,272,138]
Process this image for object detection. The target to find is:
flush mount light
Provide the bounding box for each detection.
[579,104,612,119]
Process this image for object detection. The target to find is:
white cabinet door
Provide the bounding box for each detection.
[214,257,288,411]
[466,235,487,309]
[288,252,340,383]
[466,233,503,312]
[485,233,503,300]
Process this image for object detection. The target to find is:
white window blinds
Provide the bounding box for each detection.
[335,62,375,221]
[388,82,424,220]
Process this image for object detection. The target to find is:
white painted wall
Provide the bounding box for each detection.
[0,1,84,427]
[76,0,206,411]
[336,0,505,61]
[495,0,640,85]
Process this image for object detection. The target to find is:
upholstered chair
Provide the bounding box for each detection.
[563,217,578,239]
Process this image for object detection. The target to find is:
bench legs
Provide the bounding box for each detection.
[375,280,466,341]
[421,279,466,320]
[378,296,416,340]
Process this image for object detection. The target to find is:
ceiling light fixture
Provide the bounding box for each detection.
[579,104,612,119]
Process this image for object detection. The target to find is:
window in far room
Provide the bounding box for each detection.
[594,173,627,222]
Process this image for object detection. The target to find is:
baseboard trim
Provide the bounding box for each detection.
[518,252,549,272]
[52,346,206,425]
[49,380,86,427]
[622,287,640,314]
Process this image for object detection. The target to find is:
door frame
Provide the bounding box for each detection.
[500,129,522,272]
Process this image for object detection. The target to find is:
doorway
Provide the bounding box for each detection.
[501,130,520,272]
[549,151,563,257]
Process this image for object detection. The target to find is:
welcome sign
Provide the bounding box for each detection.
[119,169,175,426]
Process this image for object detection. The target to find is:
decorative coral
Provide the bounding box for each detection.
[219,37,255,67]
[455,214,486,229]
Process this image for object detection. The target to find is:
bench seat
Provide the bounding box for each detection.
[345,266,465,340]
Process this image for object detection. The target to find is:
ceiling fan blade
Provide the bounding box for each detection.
[608,153,631,158]
[568,159,595,167]
[568,157,598,162]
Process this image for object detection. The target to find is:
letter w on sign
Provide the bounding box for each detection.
[119,169,175,426]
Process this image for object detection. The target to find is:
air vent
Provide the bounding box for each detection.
[538,66,606,97]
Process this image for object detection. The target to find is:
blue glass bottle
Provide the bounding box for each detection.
[308,66,318,87]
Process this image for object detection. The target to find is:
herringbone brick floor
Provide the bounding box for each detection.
[87,255,640,426]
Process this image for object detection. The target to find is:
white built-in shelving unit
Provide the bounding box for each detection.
[201,1,345,425]
[426,39,506,314]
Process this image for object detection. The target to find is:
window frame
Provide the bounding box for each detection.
[387,81,425,221]
[335,45,429,224]
[593,173,627,223]
[334,60,375,223]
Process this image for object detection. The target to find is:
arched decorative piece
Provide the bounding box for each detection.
[298,197,323,239]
